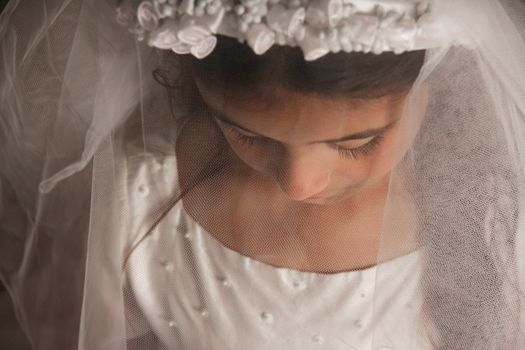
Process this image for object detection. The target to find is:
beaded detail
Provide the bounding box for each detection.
[116,0,442,60]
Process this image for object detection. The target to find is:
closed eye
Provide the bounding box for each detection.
[221,122,384,160]
[329,135,384,160]
[223,124,268,146]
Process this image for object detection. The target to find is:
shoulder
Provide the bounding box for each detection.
[117,133,180,246]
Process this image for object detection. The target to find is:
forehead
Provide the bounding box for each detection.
[196,80,405,143]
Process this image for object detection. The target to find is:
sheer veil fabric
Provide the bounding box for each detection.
[0,0,525,349]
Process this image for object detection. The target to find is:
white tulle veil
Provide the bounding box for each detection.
[1,0,524,349]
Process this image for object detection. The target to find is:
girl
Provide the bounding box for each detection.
[0,0,524,349]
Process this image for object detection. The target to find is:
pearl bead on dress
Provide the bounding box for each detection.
[312,334,325,344]
[137,184,150,197]
[161,261,175,272]
[260,311,274,324]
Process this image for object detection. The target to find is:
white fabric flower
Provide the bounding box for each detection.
[171,41,192,55]
[379,10,403,29]
[293,25,307,42]
[179,0,196,16]
[371,38,388,54]
[247,24,275,55]
[267,5,306,36]
[298,28,330,61]
[190,36,218,59]
[195,7,226,33]
[121,0,445,58]
[380,18,417,51]
[305,0,344,29]
[178,16,213,46]
[137,1,160,31]
[148,18,217,58]
[343,14,379,47]
[148,20,185,49]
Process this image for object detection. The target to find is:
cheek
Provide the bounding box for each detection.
[368,139,399,179]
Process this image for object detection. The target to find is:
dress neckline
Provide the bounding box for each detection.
[177,199,424,277]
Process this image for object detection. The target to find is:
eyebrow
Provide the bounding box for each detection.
[207,105,398,144]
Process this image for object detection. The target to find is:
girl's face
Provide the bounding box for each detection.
[196,81,417,205]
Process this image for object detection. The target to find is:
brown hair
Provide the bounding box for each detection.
[157,35,425,104]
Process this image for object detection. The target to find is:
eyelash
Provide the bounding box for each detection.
[330,135,384,160]
[224,125,383,160]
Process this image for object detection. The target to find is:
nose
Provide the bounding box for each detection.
[273,149,331,201]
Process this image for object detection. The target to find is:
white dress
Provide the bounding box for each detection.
[121,150,435,350]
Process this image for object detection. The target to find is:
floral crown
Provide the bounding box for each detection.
[117,0,442,61]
